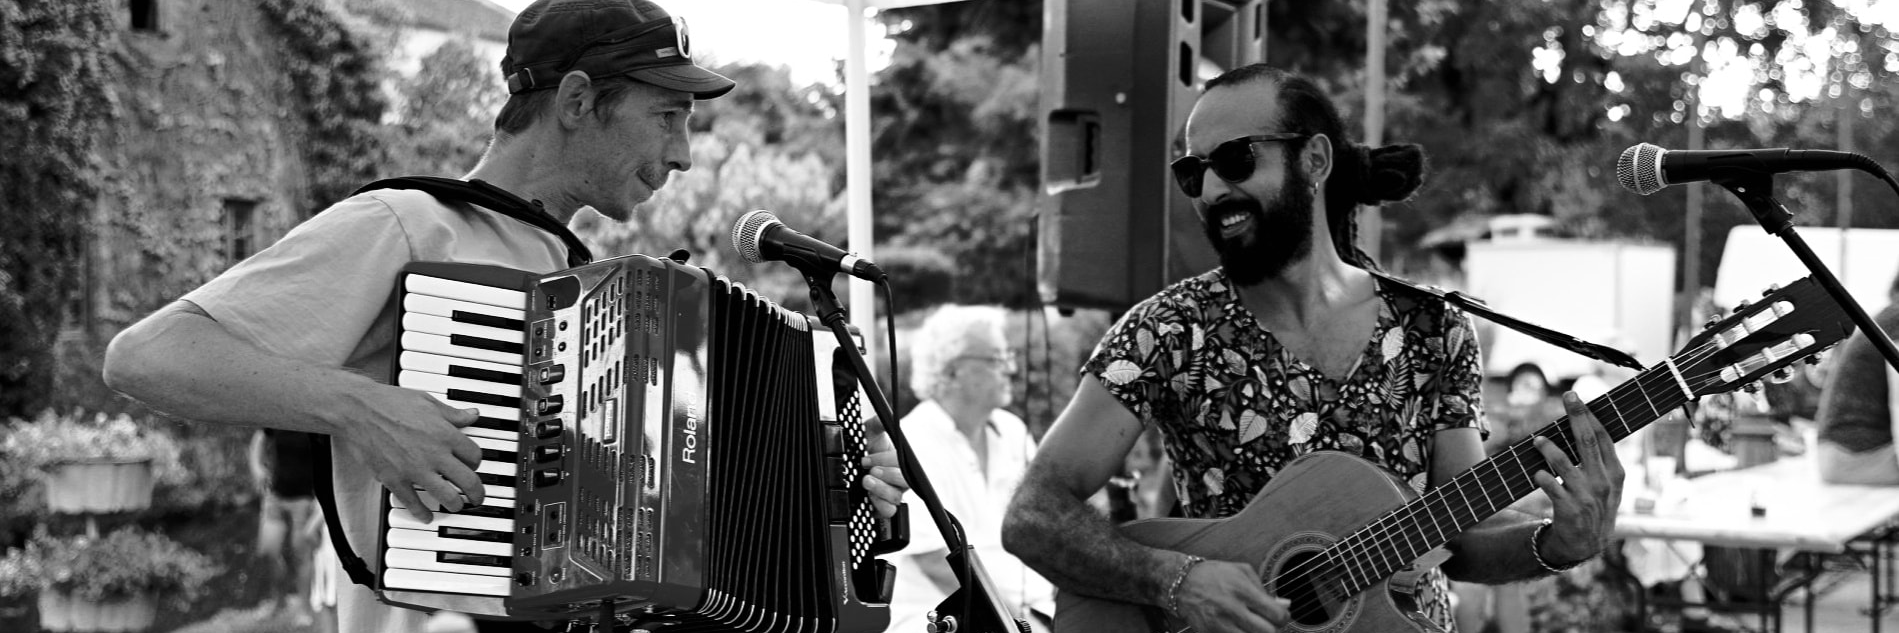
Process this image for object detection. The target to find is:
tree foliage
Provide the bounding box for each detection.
[260,0,389,214]
[386,39,504,177]
[0,0,118,419]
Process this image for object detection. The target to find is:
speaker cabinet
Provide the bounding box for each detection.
[1039,0,1267,311]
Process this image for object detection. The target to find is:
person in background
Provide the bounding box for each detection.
[1813,267,1899,484]
[889,305,1055,631]
[249,429,322,626]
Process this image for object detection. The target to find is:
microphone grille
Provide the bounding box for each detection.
[731,210,780,264]
[1616,143,1667,196]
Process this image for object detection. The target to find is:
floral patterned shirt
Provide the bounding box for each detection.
[1083,269,1487,629]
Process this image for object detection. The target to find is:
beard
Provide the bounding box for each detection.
[1200,167,1317,286]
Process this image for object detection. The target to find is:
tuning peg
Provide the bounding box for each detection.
[1805,352,1825,365]
[1766,368,1796,384]
[1733,299,1753,313]
[1760,284,1781,296]
[1741,382,1761,394]
[1703,315,1722,329]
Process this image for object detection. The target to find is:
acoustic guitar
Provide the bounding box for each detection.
[1056,277,1854,633]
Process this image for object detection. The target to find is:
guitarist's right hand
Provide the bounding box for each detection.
[1175,559,1291,633]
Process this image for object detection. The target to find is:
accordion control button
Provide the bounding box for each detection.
[536,396,564,415]
[535,445,563,463]
[534,468,563,487]
[516,571,536,587]
[538,365,566,384]
[536,420,564,440]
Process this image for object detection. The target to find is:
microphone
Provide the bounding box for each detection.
[1616,142,1875,195]
[731,210,885,281]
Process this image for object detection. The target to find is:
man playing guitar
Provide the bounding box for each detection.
[1000,64,1625,633]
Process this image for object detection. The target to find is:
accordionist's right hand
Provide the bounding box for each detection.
[337,386,486,523]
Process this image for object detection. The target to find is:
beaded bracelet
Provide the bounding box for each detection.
[1163,554,1207,618]
[1530,518,1585,574]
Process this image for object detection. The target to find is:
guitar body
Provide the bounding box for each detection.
[1055,452,1437,633]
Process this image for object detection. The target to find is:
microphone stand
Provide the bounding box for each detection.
[1713,171,1899,373]
[800,270,1027,633]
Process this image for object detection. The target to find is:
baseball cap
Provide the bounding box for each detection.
[502,0,736,100]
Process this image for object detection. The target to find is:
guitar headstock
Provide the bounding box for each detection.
[1675,277,1855,398]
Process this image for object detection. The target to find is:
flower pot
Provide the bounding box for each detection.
[44,459,155,514]
[37,589,158,632]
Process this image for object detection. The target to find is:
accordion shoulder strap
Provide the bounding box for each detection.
[354,175,594,267]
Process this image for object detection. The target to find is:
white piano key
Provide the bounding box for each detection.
[388,508,515,534]
[400,371,522,400]
[390,492,510,514]
[403,293,526,322]
[405,275,528,311]
[385,527,513,557]
[384,547,512,577]
[399,351,520,382]
[383,568,512,597]
[402,332,523,366]
[402,313,524,348]
[477,459,516,479]
[470,435,517,453]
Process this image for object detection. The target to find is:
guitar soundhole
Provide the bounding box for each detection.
[1274,550,1343,627]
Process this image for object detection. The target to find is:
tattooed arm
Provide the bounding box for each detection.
[1001,376,1288,633]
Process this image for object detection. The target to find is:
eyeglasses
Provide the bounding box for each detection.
[1169,133,1309,198]
[953,352,1017,373]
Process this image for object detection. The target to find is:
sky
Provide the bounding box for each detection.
[488,0,893,86]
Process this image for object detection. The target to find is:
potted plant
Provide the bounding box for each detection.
[1,410,182,514]
[0,526,219,632]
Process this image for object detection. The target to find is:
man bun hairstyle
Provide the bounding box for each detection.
[1202,64,1428,269]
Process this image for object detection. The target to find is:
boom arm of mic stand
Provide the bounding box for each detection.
[1714,173,1899,374]
[800,271,1028,633]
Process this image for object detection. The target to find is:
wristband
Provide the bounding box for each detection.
[1164,554,1206,618]
[1531,518,1585,574]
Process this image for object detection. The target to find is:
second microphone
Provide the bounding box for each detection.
[731,210,886,281]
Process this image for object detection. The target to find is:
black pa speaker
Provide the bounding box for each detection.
[1038,0,1267,311]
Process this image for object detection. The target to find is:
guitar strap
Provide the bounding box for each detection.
[1365,268,1643,371]
[313,176,595,588]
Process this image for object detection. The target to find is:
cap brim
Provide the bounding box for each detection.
[629,64,736,100]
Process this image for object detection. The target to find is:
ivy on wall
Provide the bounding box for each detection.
[260,0,388,214]
[0,0,120,418]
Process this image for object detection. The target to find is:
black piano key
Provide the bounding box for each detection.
[478,471,512,487]
[447,388,516,408]
[440,526,511,543]
[438,551,512,568]
[472,416,513,432]
[449,333,525,355]
[479,448,518,463]
[448,364,522,385]
[452,310,526,332]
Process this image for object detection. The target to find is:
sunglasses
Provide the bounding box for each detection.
[1170,133,1310,198]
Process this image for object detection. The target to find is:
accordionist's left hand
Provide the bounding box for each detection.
[861,428,908,518]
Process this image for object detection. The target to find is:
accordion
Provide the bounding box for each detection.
[371,255,903,631]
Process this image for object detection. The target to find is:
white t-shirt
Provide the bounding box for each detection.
[184,188,569,632]
[888,400,1055,631]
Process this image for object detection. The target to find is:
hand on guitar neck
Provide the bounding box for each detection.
[1527,392,1626,569]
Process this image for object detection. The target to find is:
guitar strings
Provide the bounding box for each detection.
[1263,328,1795,624]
